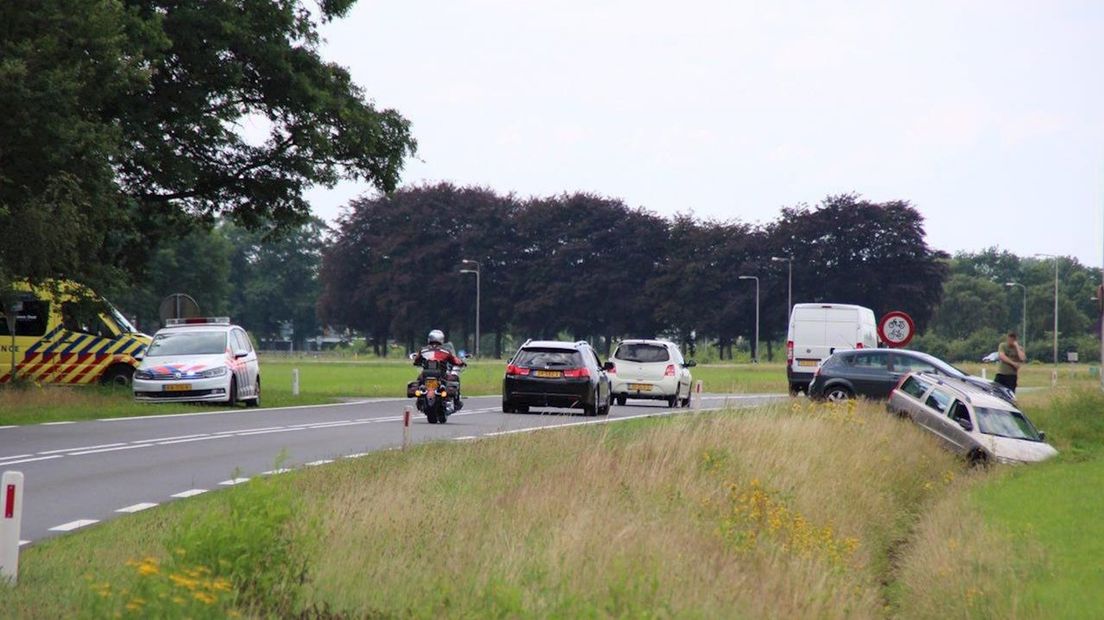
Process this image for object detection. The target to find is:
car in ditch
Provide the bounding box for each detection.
[887,372,1056,465]
[808,348,1015,404]
[608,339,695,407]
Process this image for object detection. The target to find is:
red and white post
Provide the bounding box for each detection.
[691,380,704,410]
[1,470,24,585]
[402,406,412,450]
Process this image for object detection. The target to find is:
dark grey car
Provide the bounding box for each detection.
[807,348,1015,403]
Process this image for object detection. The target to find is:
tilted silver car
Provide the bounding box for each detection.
[887,372,1056,465]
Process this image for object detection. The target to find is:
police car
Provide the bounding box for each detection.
[132,318,260,406]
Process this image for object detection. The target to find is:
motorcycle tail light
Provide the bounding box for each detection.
[664,364,676,377]
[562,368,590,378]
[506,364,530,376]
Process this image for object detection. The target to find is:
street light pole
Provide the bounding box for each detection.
[771,256,793,318]
[1035,254,1059,386]
[459,260,481,358]
[739,275,760,363]
[1005,282,1027,351]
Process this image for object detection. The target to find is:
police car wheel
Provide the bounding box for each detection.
[246,380,260,408]
[227,377,239,406]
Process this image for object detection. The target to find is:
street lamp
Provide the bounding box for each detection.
[1034,254,1059,386]
[739,275,760,363]
[459,259,481,358]
[771,255,793,319]
[1005,281,1027,351]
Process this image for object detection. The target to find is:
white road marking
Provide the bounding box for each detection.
[236,427,300,436]
[305,459,333,466]
[142,433,207,443]
[41,421,75,426]
[97,398,399,422]
[0,454,63,466]
[116,502,158,513]
[453,436,479,441]
[343,453,370,458]
[261,468,293,475]
[0,425,16,430]
[157,435,232,445]
[39,443,126,455]
[215,426,285,435]
[171,489,207,498]
[49,519,99,532]
[0,454,33,462]
[219,477,250,486]
[70,443,153,456]
[19,540,30,546]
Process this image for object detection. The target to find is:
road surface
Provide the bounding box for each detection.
[0,393,785,545]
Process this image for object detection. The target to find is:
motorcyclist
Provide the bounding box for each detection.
[412,329,466,410]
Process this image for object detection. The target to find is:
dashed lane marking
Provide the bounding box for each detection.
[39,443,126,455]
[116,502,158,513]
[305,459,334,466]
[41,421,75,426]
[171,489,207,498]
[219,477,250,486]
[0,454,63,466]
[70,443,153,456]
[49,519,99,532]
[157,435,234,446]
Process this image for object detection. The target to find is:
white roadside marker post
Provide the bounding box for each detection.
[402,406,412,450]
[291,368,300,396]
[1,471,24,585]
[691,380,703,410]
[981,367,987,380]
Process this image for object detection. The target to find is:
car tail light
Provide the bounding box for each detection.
[787,340,794,364]
[664,364,676,377]
[506,364,530,376]
[562,368,590,378]
[855,342,864,349]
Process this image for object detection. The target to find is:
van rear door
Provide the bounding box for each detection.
[790,309,825,371]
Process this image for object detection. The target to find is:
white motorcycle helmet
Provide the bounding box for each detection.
[427,329,445,345]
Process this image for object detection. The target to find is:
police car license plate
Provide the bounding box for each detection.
[164,384,192,392]
[629,383,652,391]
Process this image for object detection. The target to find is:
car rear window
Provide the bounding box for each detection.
[924,389,952,414]
[900,376,930,400]
[514,348,583,368]
[613,343,670,363]
[147,331,227,357]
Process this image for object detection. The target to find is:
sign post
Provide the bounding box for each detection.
[878,311,916,349]
[402,406,412,450]
[1,471,24,585]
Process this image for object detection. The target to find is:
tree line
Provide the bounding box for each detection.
[318,184,950,358]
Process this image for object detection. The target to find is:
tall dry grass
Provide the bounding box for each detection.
[292,400,961,618]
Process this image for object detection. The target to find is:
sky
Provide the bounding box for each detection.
[302,0,1104,267]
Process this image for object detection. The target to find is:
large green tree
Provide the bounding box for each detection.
[1,0,415,291]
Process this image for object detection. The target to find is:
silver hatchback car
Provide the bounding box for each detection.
[887,372,1057,465]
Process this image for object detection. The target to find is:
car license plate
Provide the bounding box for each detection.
[426,379,439,390]
[797,359,819,367]
[534,370,561,378]
[164,384,192,392]
[629,383,652,391]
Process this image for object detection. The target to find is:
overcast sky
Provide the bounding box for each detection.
[303,0,1103,267]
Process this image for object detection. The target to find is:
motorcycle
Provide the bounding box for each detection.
[407,349,464,424]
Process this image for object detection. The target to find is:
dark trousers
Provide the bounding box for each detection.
[994,373,1018,392]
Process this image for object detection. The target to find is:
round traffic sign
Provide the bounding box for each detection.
[878,311,915,348]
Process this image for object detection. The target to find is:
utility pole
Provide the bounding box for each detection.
[459,260,481,358]
[738,275,760,363]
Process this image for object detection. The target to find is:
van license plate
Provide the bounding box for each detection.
[797,359,818,367]
[164,384,192,392]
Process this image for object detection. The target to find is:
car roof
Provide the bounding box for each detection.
[913,372,1016,410]
[521,340,585,350]
[157,324,238,334]
[616,339,674,347]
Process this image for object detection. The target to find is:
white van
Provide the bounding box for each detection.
[786,303,878,395]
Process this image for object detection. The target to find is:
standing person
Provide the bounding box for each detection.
[995,331,1026,393]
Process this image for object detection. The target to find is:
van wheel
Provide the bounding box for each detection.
[100,365,133,388]
[825,386,853,402]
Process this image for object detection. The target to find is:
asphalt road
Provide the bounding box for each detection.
[0,393,785,546]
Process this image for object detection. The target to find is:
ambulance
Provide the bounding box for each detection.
[0,281,151,385]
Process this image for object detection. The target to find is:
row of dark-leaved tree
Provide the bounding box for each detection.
[319,184,949,358]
